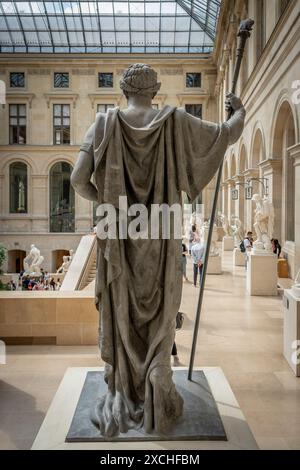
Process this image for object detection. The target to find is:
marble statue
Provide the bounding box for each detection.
[232,216,244,243]
[23,244,44,275]
[200,220,219,256]
[71,63,245,437]
[56,250,74,274]
[220,213,234,237]
[252,194,275,252]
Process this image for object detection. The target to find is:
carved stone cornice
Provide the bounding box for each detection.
[5,92,36,108]
[176,92,208,106]
[288,143,300,167]
[88,93,122,109]
[44,93,79,109]
[243,168,259,179]
[258,158,282,174]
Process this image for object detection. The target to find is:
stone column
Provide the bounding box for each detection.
[75,193,93,233]
[227,178,235,224]
[259,159,282,239]
[290,144,300,276]
[221,181,228,216]
[31,175,48,232]
[233,175,245,225]
[242,169,260,232]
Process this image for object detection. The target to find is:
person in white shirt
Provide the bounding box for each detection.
[191,242,205,287]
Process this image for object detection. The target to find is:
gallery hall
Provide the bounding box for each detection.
[0,0,300,454]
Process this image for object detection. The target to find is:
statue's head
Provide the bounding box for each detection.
[120,63,161,99]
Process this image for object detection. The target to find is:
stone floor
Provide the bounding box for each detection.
[0,251,299,450]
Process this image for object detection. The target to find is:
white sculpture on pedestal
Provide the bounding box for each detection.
[292,269,300,298]
[23,244,44,275]
[220,213,234,237]
[56,249,74,274]
[232,216,244,244]
[200,221,219,256]
[251,194,275,253]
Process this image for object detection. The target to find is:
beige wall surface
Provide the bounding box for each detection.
[0,291,98,345]
[215,0,300,278]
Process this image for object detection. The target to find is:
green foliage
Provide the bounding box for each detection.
[0,244,7,275]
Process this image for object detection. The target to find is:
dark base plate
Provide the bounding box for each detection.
[66,370,227,442]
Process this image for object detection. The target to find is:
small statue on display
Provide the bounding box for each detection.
[56,250,73,274]
[220,213,234,237]
[23,244,44,275]
[252,194,275,253]
[232,216,244,244]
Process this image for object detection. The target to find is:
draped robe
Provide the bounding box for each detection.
[80,105,229,437]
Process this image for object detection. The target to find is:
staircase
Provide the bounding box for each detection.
[60,234,97,291]
[80,256,97,290]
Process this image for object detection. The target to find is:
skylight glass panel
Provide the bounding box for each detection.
[161,2,176,14]
[114,2,129,15]
[145,3,161,15]
[0,0,220,53]
[98,2,114,14]
[130,3,145,15]
[115,16,130,30]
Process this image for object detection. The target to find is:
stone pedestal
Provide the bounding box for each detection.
[233,248,245,267]
[207,255,222,274]
[222,236,234,251]
[283,289,300,376]
[31,367,258,450]
[246,252,278,296]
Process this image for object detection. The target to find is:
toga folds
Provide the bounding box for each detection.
[81,105,230,436]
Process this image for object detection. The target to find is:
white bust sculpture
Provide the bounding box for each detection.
[23,244,44,275]
[252,194,274,253]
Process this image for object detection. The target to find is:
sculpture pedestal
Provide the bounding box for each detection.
[283,289,300,376]
[207,255,222,274]
[246,252,278,296]
[32,367,257,450]
[233,248,245,267]
[222,236,234,251]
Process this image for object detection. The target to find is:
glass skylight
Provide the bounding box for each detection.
[0,1,221,53]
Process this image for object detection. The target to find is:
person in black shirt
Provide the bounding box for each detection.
[271,238,281,258]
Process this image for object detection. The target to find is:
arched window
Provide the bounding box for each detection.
[9,162,28,213]
[50,162,75,232]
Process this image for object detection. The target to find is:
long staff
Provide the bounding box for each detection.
[188,19,254,381]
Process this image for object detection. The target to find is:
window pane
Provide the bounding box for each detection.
[54,72,69,87]
[186,73,201,88]
[9,104,18,116]
[185,104,202,118]
[9,162,28,213]
[98,72,113,88]
[19,104,26,115]
[54,104,62,116]
[63,104,70,116]
[10,72,25,87]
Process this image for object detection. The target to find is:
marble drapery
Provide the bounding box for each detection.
[82,106,230,436]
